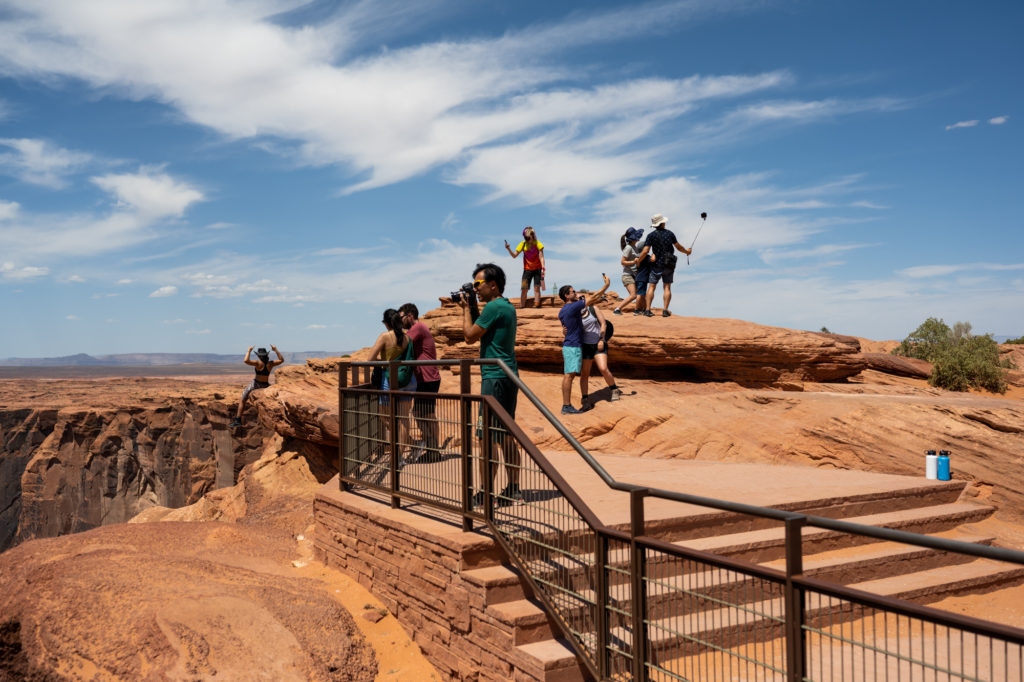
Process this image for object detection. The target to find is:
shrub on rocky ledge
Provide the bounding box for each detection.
[894,317,1011,393]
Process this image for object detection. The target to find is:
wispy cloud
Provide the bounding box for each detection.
[149,285,178,297]
[185,328,211,335]
[759,243,875,265]
[945,120,978,131]
[898,262,1024,279]
[1,261,48,280]
[989,115,1009,125]
[0,138,92,188]
[65,314,79,320]
[0,200,20,220]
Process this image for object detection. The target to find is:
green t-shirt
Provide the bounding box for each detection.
[475,296,518,378]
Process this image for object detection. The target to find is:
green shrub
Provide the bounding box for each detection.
[1006,335,1024,345]
[893,317,1010,393]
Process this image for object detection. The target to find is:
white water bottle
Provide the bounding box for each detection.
[925,450,938,479]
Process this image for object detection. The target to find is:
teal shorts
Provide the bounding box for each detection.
[562,345,582,375]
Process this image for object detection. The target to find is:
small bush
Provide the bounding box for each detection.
[893,317,1010,393]
[1006,335,1024,345]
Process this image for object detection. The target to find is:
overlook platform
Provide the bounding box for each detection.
[314,453,1023,681]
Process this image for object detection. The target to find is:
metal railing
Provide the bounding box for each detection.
[337,358,1024,681]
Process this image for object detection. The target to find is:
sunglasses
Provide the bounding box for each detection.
[472,279,486,289]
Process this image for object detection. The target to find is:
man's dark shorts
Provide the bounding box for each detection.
[635,267,650,296]
[413,379,441,416]
[480,376,518,435]
[521,268,542,289]
[648,266,675,286]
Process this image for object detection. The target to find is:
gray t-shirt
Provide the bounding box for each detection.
[622,244,639,275]
[581,307,603,345]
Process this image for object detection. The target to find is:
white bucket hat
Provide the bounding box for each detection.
[650,213,668,227]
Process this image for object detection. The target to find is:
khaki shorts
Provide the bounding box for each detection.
[621,272,636,287]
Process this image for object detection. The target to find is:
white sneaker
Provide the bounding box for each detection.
[610,389,622,401]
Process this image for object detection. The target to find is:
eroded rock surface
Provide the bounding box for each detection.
[0,377,268,551]
[425,298,867,382]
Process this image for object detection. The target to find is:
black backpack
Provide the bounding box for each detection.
[589,306,614,342]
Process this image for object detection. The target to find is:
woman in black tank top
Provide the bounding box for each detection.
[229,344,284,428]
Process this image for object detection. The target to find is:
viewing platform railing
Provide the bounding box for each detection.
[337,358,1024,681]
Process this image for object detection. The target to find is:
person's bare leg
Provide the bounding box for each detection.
[618,283,637,312]
[663,283,673,312]
[533,284,542,307]
[596,353,615,387]
[645,287,655,311]
[520,287,528,309]
[561,373,575,406]
[580,359,593,406]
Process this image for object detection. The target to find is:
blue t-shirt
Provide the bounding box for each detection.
[558,299,586,347]
[643,228,678,268]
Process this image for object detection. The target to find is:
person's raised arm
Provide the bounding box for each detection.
[505,239,519,258]
[270,344,285,367]
[243,345,258,366]
[674,241,692,256]
[592,273,611,299]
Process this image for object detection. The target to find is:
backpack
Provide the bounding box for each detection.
[396,339,415,388]
[589,306,614,342]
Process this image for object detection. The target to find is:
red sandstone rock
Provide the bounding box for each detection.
[859,352,933,378]
[425,299,866,382]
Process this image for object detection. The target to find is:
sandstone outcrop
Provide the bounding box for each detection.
[0,377,269,551]
[425,297,866,382]
[859,352,932,378]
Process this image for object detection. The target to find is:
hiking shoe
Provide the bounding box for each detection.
[641,310,654,317]
[228,418,242,428]
[498,484,525,507]
[662,309,672,317]
[613,308,622,315]
[633,309,642,316]
[610,388,623,401]
[561,405,584,415]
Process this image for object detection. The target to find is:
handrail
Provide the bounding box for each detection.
[345,357,1024,567]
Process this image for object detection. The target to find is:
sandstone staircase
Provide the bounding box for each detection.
[439,478,1022,681]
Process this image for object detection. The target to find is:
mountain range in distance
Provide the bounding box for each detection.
[0,351,348,367]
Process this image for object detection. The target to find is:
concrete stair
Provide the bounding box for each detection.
[462,484,1018,680]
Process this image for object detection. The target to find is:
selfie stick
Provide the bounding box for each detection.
[686,212,708,265]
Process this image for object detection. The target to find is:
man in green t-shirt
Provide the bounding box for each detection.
[457,262,522,507]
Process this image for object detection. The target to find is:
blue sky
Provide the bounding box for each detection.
[0,0,1021,357]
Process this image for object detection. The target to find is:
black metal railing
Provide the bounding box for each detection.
[337,358,1024,681]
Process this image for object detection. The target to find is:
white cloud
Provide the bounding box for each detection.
[945,120,978,131]
[205,221,234,229]
[0,138,92,187]
[66,274,85,282]
[185,328,211,335]
[149,285,178,297]
[898,262,1024,279]
[0,261,48,280]
[65,314,79,320]
[0,1,818,204]
[759,243,874,265]
[989,115,1009,125]
[849,201,888,209]
[117,278,133,284]
[306,324,327,329]
[441,212,459,232]
[91,167,204,219]
[0,200,19,220]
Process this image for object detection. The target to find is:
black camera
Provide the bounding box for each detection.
[450,282,476,304]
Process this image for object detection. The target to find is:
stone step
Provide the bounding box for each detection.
[488,598,557,646]
[512,639,587,682]
[681,502,995,565]
[462,564,527,606]
[648,480,968,544]
[638,558,1024,665]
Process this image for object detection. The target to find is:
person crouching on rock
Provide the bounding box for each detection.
[504,226,545,309]
[230,345,284,428]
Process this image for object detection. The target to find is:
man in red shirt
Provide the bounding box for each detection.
[400,303,445,460]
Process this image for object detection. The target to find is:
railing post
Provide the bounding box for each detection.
[784,515,807,682]
[388,361,399,509]
[595,531,610,679]
[630,488,649,681]
[338,361,350,492]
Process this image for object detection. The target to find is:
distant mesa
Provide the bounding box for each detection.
[0,351,347,367]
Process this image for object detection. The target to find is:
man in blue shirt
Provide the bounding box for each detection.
[556,276,609,414]
[636,213,692,317]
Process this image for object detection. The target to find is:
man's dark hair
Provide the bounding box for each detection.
[474,263,506,294]
[398,303,419,319]
[558,284,573,302]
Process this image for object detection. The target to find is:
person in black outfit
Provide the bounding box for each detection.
[635,213,692,317]
[230,345,284,428]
